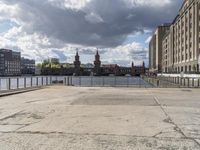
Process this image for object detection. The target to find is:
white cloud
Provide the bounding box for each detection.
[85,12,104,24]
[0,0,181,66]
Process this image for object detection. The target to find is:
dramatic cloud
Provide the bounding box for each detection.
[0,0,182,65]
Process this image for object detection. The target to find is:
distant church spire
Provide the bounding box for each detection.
[94,49,101,76]
[132,61,134,67]
[74,48,81,76]
[142,61,145,67]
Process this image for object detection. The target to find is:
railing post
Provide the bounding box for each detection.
[79,77,81,86]
[31,77,33,87]
[127,77,129,87]
[42,77,44,86]
[17,78,19,89]
[157,80,160,87]
[50,76,52,85]
[67,77,69,86]
[91,76,93,87]
[36,77,39,87]
[7,78,11,90]
[103,77,104,87]
[192,78,195,87]
[198,79,200,87]
[64,77,66,85]
[184,78,186,87]
[180,78,182,86]
[187,78,190,88]
[46,77,48,85]
[24,77,26,88]
[114,76,116,87]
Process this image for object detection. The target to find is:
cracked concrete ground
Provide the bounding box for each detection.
[0,86,200,149]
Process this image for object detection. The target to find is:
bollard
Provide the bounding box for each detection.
[198,79,200,87]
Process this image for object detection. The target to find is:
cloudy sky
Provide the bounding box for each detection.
[0,0,182,66]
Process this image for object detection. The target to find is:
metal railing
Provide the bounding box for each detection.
[142,76,200,88]
[2,75,199,92]
[0,76,53,91]
[0,76,153,91]
[64,76,152,88]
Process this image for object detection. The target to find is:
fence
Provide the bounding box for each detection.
[1,76,199,92]
[65,76,152,88]
[0,76,152,91]
[0,76,53,91]
[142,76,200,88]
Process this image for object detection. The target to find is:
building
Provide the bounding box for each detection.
[93,50,101,76]
[21,57,35,75]
[73,51,81,76]
[163,0,200,73]
[151,0,200,74]
[0,49,21,76]
[149,24,171,73]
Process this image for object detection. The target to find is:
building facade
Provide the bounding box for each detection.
[163,0,200,73]
[0,49,21,76]
[177,0,200,73]
[21,57,35,75]
[149,24,171,73]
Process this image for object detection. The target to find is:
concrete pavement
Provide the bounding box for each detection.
[0,86,199,149]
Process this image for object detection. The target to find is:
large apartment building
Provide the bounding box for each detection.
[150,0,200,74]
[0,49,21,76]
[149,24,171,73]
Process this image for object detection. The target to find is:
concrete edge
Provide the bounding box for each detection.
[0,87,46,97]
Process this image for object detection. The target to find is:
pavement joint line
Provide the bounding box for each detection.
[0,131,194,141]
[146,88,200,148]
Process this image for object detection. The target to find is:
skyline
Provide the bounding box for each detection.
[0,0,182,66]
